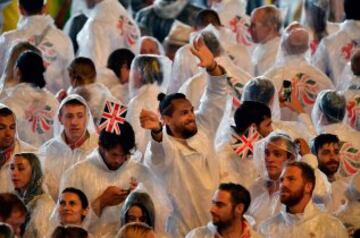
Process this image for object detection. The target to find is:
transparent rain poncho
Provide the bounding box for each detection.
[311,90,360,177]
[265,26,334,121]
[126,54,172,155]
[1,83,59,147]
[60,149,173,237]
[39,94,98,200]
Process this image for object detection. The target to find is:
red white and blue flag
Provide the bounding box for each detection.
[98,100,127,135]
[231,126,262,160]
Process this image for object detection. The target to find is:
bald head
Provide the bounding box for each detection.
[250,5,282,44]
[282,25,309,56]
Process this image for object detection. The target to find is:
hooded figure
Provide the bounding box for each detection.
[39,94,98,200]
[311,90,360,177]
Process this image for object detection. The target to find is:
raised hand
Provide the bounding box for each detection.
[140,109,161,131]
[294,138,311,156]
[190,35,216,70]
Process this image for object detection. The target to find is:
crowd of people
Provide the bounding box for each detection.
[0,0,359,237]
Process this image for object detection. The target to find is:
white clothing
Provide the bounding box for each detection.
[60,149,172,237]
[39,133,98,200]
[1,83,59,147]
[252,37,280,76]
[126,84,163,156]
[144,73,227,236]
[264,55,334,121]
[186,221,261,238]
[0,139,36,193]
[248,154,331,227]
[0,15,74,94]
[345,89,360,131]
[312,20,360,86]
[96,68,130,104]
[24,193,55,238]
[77,0,140,69]
[337,201,360,233]
[259,201,348,238]
[326,176,351,214]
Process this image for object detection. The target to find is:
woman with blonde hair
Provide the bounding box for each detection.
[117,223,155,238]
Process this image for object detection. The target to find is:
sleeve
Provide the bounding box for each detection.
[143,135,169,174]
[297,113,317,139]
[196,72,227,140]
[0,34,10,75]
[178,73,207,110]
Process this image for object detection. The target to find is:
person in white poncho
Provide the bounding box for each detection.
[60,123,172,237]
[0,104,35,194]
[247,132,331,227]
[10,152,55,238]
[259,161,348,238]
[126,55,171,156]
[141,35,228,236]
[0,0,74,94]
[76,0,140,69]
[1,51,59,147]
[264,23,334,121]
[312,0,360,86]
[249,5,282,76]
[39,94,98,201]
[311,90,360,177]
[186,183,261,238]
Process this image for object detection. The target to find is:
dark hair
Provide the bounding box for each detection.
[59,98,86,116]
[0,107,14,117]
[99,121,135,154]
[310,133,340,155]
[51,226,88,238]
[351,49,360,76]
[201,31,222,56]
[286,161,316,192]
[195,9,222,29]
[218,183,251,214]
[344,0,360,20]
[319,91,346,123]
[61,187,89,209]
[107,49,135,79]
[0,193,27,220]
[133,56,164,86]
[19,0,44,15]
[234,101,271,134]
[304,0,328,42]
[68,57,96,87]
[0,223,14,238]
[158,92,187,116]
[16,51,46,88]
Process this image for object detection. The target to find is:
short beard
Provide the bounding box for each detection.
[213,211,235,234]
[318,161,339,178]
[281,186,305,207]
[180,127,198,139]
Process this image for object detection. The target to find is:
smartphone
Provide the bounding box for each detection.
[283,80,292,102]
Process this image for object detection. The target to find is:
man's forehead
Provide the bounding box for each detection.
[61,103,86,112]
[0,114,16,122]
[282,166,301,178]
[213,190,231,202]
[320,142,339,150]
[173,98,192,109]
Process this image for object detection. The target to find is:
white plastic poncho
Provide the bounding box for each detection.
[186,220,262,238]
[60,149,173,237]
[312,20,360,86]
[311,90,360,177]
[136,36,165,55]
[39,94,98,200]
[97,68,130,104]
[77,0,140,69]
[0,15,74,94]
[0,103,36,194]
[248,131,331,226]
[264,29,334,121]
[211,0,254,53]
[1,83,59,147]
[144,73,228,236]
[252,36,281,76]
[258,201,348,238]
[126,55,172,155]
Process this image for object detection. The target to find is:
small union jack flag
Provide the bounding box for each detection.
[98,100,127,135]
[231,126,262,160]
